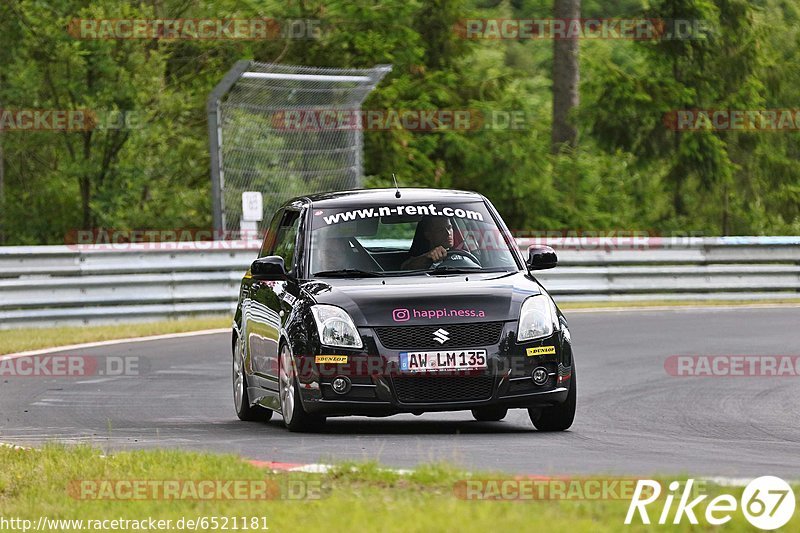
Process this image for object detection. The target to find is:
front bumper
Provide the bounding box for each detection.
[294,322,573,417]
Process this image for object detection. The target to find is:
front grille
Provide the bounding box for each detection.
[392,375,494,403]
[374,322,504,349]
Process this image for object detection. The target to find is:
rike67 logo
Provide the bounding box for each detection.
[625,476,796,530]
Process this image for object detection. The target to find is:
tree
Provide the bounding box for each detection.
[551,0,580,151]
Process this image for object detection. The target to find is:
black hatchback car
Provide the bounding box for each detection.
[232,188,576,432]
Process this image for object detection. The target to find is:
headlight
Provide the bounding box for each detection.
[311,305,363,348]
[517,295,557,342]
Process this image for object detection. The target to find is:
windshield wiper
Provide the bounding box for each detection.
[427,266,509,275]
[427,265,484,275]
[313,268,383,278]
[374,267,512,277]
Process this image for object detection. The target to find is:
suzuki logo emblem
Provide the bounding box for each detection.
[433,328,450,344]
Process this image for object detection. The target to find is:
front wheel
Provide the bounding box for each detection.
[233,336,273,422]
[279,344,325,432]
[528,368,576,431]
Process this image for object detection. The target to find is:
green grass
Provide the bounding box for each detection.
[559,298,800,310]
[0,445,796,532]
[0,316,230,355]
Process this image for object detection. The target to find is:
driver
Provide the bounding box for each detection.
[401,216,455,270]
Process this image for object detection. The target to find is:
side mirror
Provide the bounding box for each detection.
[250,256,287,280]
[526,245,557,270]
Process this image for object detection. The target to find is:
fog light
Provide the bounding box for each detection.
[331,376,351,395]
[531,367,549,386]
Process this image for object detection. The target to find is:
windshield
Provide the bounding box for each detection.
[308,201,519,276]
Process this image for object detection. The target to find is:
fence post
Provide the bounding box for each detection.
[207,60,252,239]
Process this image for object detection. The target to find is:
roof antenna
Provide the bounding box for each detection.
[392,173,401,198]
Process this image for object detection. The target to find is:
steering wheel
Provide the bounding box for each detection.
[441,248,482,267]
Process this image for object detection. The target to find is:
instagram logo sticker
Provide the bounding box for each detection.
[392,308,411,322]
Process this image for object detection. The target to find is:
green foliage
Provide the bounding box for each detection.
[0,0,798,244]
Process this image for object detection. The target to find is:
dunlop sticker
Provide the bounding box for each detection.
[526,346,556,357]
[315,355,348,364]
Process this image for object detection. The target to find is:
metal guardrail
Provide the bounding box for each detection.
[0,237,798,328]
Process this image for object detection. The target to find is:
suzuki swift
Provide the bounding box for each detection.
[232,188,576,432]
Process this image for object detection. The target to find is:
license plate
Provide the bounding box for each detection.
[399,350,487,372]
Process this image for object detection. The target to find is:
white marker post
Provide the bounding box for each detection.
[241,191,263,240]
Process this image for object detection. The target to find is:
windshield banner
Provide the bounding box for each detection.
[316,204,485,225]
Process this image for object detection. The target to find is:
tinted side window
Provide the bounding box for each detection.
[273,211,301,271]
[259,209,284,258]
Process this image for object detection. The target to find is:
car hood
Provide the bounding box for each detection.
[300,272,542,327]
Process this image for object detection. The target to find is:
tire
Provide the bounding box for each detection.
[528,367,576,432]
[233,335,273,422]
[471,406,508,422]
[279,343,326,432]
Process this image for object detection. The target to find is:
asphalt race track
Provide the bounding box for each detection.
[2,307,799,477]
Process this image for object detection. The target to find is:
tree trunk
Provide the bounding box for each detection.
[0,74,4,244]
[80,175,92,230]
[0,129,5,245]
[551,0,581,153]
[722,182,730,236]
